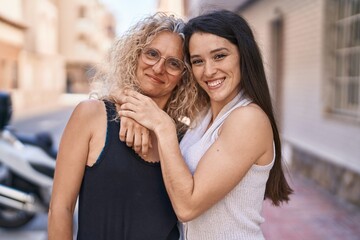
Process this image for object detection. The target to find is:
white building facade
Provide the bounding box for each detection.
[56,0,115,93]
[0,0,65,110]
[184,0,360,206]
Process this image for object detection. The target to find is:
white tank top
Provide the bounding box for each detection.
[179,91,275,240]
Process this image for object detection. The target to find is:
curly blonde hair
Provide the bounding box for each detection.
[90,12,206,134]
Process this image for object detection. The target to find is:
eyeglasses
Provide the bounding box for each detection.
[141,47,186,76]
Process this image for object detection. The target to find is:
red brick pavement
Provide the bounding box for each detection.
[261,173,360,240]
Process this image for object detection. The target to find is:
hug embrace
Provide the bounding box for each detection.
[49,9,293,240]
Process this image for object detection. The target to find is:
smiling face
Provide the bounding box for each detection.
[136,31,184,109]
[189,32,241,107]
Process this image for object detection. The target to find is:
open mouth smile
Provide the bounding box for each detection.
[206,78,225,88]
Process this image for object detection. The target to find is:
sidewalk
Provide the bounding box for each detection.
[261,172,360,240]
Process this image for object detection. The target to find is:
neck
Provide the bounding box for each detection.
[152,97,168,110]
[209,101,224,123]
[209,90,242,122]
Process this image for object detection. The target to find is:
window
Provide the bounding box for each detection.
[78,6,86,18]
[10,61,18,89]
[328,0,360,120]
[0,59,5,88]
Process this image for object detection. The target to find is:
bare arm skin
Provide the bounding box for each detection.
[119,116,151,156]
[48,100,106,239]
[115,91,152,156]
[119,90,274,222]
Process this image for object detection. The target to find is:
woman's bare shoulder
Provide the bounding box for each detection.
[74,98,106,116]
[68,99,106,127]
[230,103,269,125]
[221,103,272,139]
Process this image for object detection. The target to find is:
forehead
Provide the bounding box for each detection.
[148,31,184,58]
[189,32,238,55]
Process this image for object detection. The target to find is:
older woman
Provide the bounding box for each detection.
[48,13,202,240]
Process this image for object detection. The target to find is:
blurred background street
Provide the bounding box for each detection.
[1,0,360,239]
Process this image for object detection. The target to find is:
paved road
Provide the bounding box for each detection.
[11,105,75,147]
[0,99,77,240]
[1,96,360,239]
[262,173,360,240]
[0,214,48,240]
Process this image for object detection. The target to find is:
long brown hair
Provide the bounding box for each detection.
[184,10,293,205]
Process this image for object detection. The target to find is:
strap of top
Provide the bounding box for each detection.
[103,100,117,121]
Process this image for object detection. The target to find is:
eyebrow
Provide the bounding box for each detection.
[190,47,230,59]
[146,46,183,59]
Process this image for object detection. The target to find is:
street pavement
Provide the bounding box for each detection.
[1,94,360,240]
[262,173,360,240]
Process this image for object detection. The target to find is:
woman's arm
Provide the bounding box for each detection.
[115,93,152,156]
[48,100,104,239]
[118,116,151,156]
[119,91,274,222]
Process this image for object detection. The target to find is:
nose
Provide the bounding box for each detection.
[152,57,166,74]
[203,61,217,77]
